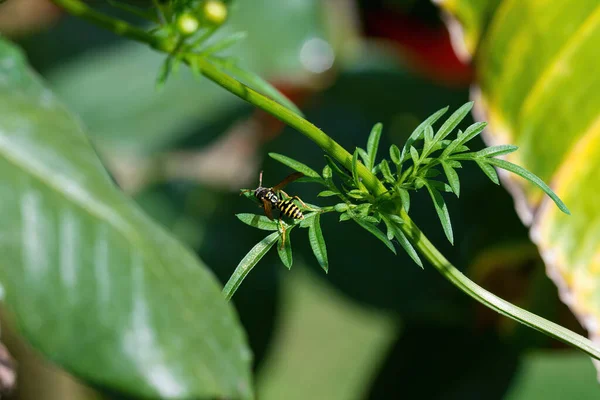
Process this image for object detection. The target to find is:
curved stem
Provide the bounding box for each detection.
[398,209,600,360]
[53,0,600,361]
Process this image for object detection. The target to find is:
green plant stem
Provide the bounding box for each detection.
[398,208,600,360]
[53,0,600,361]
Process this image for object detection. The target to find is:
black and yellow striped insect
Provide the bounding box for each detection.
[242,171,309,247]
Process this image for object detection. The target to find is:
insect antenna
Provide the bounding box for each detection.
[259,170,264,187]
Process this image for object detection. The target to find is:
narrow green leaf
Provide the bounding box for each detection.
[236,213,279,230]
[299,212,318,228]
[366,123,383,170]
[458,121,487,145]
[156,55,173,89]
[424,124,434,146]
[475,159,500,185]
[318,190,338,197]
[384,218,394,240]
[434,101,473,143]
[360,216,380,224]
[347,189,367,199]
[352,203,372,217]
[382,216,423,268]
[410,146,420,164]
[224,232,279,299]
[423,168,442,178]
[424,183,454,244]
[269,153,320,178]
[401,106,449,163]
[308,214,329,272]
[396,187,411,212]
[389,215,405,225]
[476,145,518,158]
[357,147,370,167]
[322,165,332,180]
[277,231,293,269]
[441,162,460,197]
[324,155,352,181]
[352,148,361,188]
[352,217,396,254]
[380,159,395,184]
[486,158,570,215]
[213,61,303,116]
[200,32,248,56]
[428,180,454,193]
[389,144,401,165]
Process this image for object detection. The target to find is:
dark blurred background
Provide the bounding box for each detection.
[1,0,598,399]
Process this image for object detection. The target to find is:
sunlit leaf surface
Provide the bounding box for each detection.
[438,0,600,364]
[0,38,252,399]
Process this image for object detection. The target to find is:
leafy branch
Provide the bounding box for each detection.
[52,0,600,364]
[228,103,568,292]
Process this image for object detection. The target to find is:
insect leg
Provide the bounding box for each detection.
[278,217,287,250]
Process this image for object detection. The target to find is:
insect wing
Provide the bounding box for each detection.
[263,199,274,220]
[272,172,304,192]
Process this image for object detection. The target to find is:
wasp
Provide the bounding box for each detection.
[242,171,309,247]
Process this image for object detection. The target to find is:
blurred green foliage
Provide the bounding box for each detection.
[1,0,598,398]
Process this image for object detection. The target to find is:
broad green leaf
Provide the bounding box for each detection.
[475,159,500,185]
[0,39,252,399]
[308,214,328,272]
[382,216,422,268]
[268,153,320,178]
[236,213,279,230]
[424,183,454,244]
[366,123,383,170]
[435,0,502,58]
[389,144,401,165]
[351,218,396,254]
[223,232,279,300]
[277,231,293,269]
[441,162,460,197]
[439,0,600,355]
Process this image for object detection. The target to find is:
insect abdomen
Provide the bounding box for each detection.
[277,200,304,219]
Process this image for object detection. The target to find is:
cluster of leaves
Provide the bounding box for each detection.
[107,0,300,112]
[226,102,569,299]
